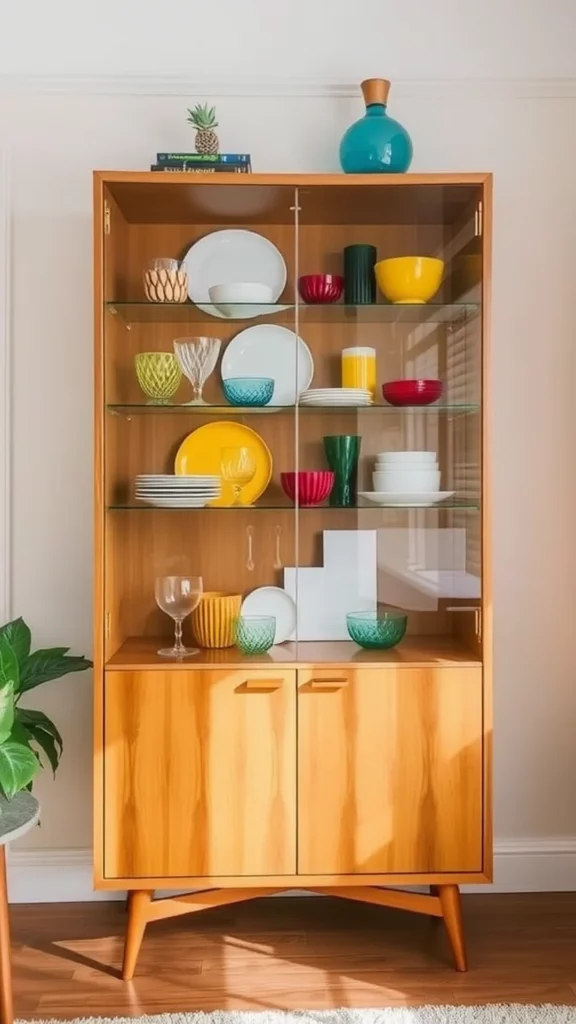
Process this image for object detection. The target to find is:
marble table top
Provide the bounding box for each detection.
[0,792,39,844]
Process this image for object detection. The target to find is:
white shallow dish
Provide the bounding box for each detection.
[222,324,314,406]
[301,398,372,406]
[241,586,297,645]
[359,490,455,507]
[137,498,212,507]
[184,230,287,318]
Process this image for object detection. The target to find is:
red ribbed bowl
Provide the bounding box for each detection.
[298,274,344,304]
[281,471,335,506]
[382,379,443,406]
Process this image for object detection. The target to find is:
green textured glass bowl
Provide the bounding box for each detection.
[346,610,407,650]
[235,615,276,654]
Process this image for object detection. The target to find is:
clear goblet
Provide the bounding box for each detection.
[221,446,256,506]
[173,337,221,405]
[155,575,203,657]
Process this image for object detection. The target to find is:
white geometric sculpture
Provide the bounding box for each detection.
[284,530,377,640]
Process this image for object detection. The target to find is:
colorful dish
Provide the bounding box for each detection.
[174,421,273,507]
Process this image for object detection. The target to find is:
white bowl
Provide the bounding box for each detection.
[376,451,437,463]
[375,459,438,470]
[373,469,441,493]
[209,282,274,304]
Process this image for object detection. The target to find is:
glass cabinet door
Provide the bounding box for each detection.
[292,181,484,661]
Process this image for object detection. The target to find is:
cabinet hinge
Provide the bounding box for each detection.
[474,201,483,238]
[105,611,111,639]
[104,202,111,236]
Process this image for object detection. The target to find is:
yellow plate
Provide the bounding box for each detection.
[174,420,273,507]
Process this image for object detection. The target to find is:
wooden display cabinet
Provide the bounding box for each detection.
[94,171,492,978]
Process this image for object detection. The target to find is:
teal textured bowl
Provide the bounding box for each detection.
[235,615,276,654]
[223,377,274,407]
[346,610,407,650]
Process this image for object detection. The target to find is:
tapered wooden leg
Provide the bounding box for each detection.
[122,890,153,981]
[438,884,467,972]
[0,848,13,1024]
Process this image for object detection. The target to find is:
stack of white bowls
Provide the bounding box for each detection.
[372,451,440,494]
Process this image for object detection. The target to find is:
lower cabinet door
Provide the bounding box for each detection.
[297,666,483,874]
[104,669,296,878]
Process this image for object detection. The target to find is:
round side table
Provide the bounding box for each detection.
[0,793,40,1024]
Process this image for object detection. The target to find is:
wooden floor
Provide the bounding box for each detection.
[10,894,576,1018]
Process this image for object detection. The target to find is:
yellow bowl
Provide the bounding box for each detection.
[375,256,444,305]
[191,592,242,648]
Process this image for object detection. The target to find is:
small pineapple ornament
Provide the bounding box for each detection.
[187,103,220,155]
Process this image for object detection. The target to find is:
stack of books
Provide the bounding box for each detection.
[151,153,251,174]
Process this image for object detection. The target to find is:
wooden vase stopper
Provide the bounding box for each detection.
[361,79,391,106]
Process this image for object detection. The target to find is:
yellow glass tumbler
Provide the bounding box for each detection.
[341,347,376,399]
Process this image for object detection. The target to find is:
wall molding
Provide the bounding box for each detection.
[0,75,576,99]
[9,839,576,903]
[0,151,11,625]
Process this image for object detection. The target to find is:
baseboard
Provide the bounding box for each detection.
[8,840,576,903]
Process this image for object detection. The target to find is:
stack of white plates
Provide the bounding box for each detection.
[135,475,221,508]
[299,388,372,407]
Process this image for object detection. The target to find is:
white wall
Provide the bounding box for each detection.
[1,0,576,896]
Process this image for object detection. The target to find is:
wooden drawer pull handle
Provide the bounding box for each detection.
[245,679,283,691]
[310,678,349,689]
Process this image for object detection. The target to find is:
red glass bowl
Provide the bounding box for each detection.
[298,274,344,304]
[382,379,443,406]
[281,471,335,506]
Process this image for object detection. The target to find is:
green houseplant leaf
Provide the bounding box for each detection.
[0,618,31,666]
[0,636,18,691]
[0,738,40,799]
[0,681,15,745]
[16,708,63,775]
[19,648,92,693]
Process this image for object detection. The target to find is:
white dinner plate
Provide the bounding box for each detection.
[300,400,372,407]
[136,476,220,484]
[222,324,314,406]
[359,490,456,507]
[184,230,287,319]
[136,490,220,497]
[241,586,297,645]
[301,388,371,396]
[137,499,211,508]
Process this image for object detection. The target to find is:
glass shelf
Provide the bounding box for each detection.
[107,402,479,417]
[106,301,479,326]
[108,500,480,512]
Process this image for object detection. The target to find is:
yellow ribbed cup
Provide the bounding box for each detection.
[191,592,242,648]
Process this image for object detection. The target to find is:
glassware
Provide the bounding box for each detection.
[220,446,257,506]
[173,337,221,405]
[346,610,407,650]
[343,244,377,304]
[134,352,182,404]
[339,79,413,174]
[144,259,189,303]
[341,347,376,398]
[323,435,361,508]
[235,615,276,654]
[155,575,203,657]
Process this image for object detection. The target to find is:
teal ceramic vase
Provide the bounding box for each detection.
[340,79,413,174]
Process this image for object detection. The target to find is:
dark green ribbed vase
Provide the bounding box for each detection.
[323,435,361,507]
[344,244,377,304]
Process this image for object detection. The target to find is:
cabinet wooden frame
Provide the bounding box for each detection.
[93,171,492,976]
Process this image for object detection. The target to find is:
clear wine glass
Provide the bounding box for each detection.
[221,446,256,506]
[173,337,221,405]
[155,575,203,657]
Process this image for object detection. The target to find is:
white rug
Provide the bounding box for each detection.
[31,1009,576,1023]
